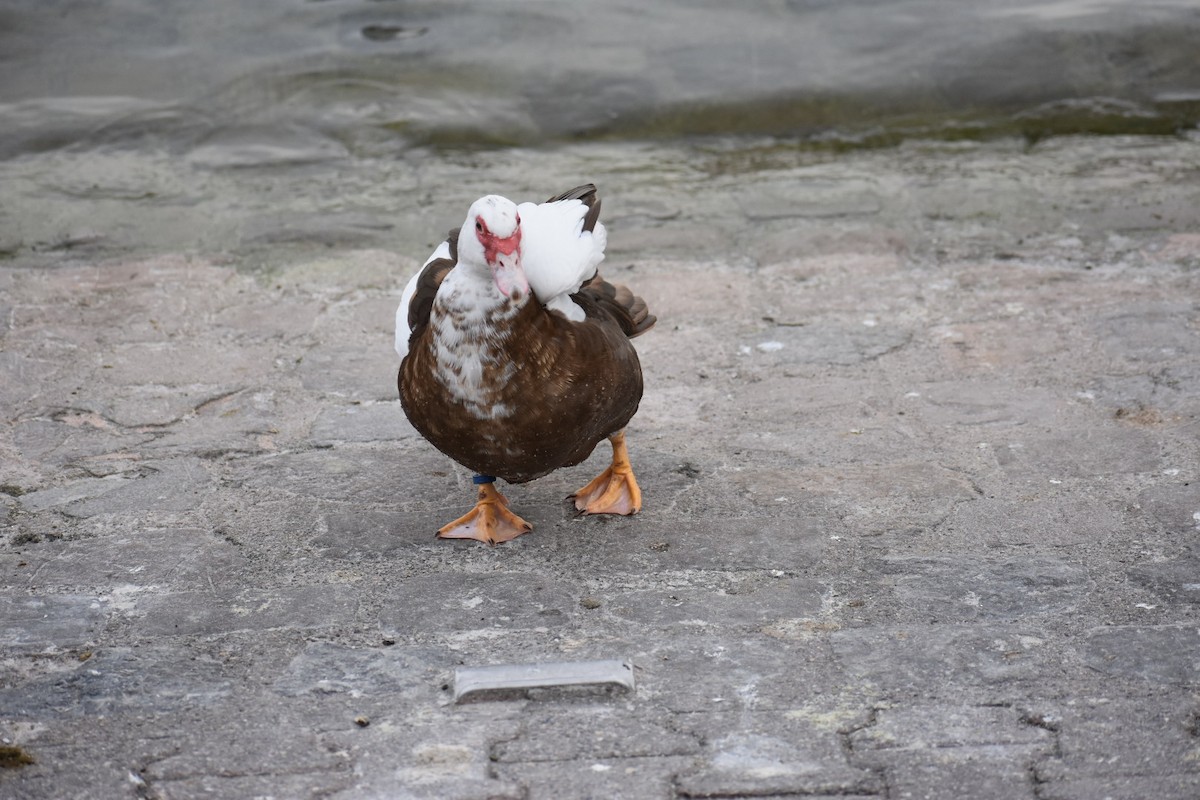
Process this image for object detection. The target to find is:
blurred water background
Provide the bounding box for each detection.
[2,0,1198,265]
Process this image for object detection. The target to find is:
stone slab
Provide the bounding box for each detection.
[0,594,107,650]
[133,585,362,637]
[1082,625,1200,685]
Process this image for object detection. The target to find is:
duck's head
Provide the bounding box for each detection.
[460,195,529,301]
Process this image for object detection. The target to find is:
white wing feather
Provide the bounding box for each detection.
[517,197,607,321]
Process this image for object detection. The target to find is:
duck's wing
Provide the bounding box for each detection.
[395,228,458,360]
[517,184,607,322]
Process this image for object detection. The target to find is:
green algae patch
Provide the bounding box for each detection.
[0,745,35,769]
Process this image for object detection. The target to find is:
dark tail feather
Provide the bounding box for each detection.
[576,275,657,339]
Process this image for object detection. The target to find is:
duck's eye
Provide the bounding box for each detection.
[475,220,483,233]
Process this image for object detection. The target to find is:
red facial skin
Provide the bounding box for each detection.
[475,214,522,266]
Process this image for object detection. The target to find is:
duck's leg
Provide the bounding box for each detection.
[571,431,643,516]
[438,475,533,545]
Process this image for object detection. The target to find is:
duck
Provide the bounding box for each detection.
[395,184,655,544]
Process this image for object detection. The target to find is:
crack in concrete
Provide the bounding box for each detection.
[837,705,890,798]
[1021,706,1065,798]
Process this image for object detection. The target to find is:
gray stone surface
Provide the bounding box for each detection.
[3,135,1200,799]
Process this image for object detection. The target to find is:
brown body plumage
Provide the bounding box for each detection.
[399,264,651,482]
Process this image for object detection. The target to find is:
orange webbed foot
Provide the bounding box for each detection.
[438,481,532,545]
[570,431,643,516]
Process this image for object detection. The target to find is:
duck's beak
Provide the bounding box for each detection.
[486,231,528,299]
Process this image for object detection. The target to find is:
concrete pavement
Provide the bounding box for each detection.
[2,134,1200,798]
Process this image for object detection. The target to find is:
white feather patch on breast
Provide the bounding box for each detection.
[428,268,520,420]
